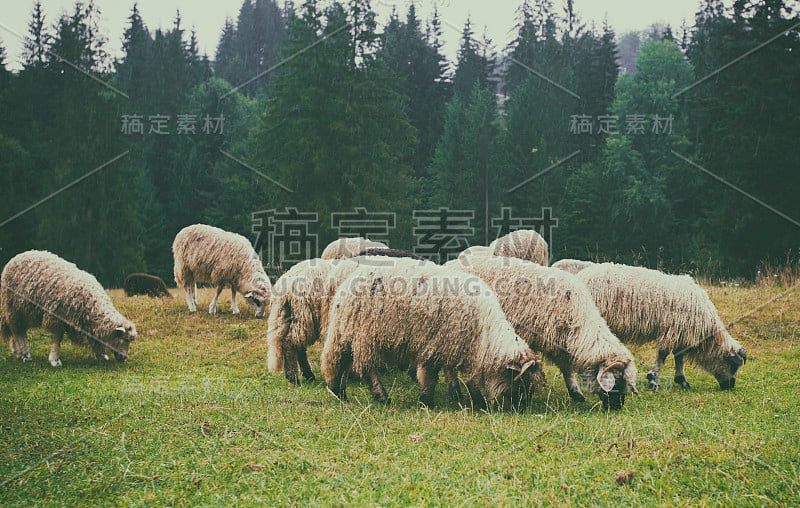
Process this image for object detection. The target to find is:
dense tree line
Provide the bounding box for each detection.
[0,0,797,284]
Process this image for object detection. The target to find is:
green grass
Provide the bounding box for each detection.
[1,285,799,506]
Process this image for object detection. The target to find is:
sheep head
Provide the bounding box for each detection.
[592,360,638,410]
[485,345,546,408]
[96,321,137,362]
[243,277,271,318]
[708,315,746,390]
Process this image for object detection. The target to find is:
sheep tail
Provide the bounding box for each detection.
[267,297,290,374]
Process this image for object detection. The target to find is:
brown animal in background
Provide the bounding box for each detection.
[124,273,172,298]
[356,248,427,261]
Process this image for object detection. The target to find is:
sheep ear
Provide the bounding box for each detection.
[597,369,616,392]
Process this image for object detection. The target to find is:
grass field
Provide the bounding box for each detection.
[1,284,799,506]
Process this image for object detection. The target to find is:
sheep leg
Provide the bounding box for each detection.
[49,333,63,367]
[208,286,224,315]
[417,365,439,408]
[230,289,240,315]
[283,347,300,385]
[11,330,32,362]
[367,370,390,405]
[647,350,670,390]
[465,381,487,411]
[297,348,315,382]
[444,369,463,403]
[559,364,585,402]
[184,282,197,312]
[673,351,691,389]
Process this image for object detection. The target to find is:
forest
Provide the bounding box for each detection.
[0,0,798,285]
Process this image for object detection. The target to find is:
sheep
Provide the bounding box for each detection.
[356,248,427,261]
[267,253,434,385]
[267,258,360,385]
[576,262,747,391]
[446,255,638,409]
[172,224,272,317]
[321,259,546,409]
[457,245,494,261]
[124,273,173,298]
[320,237,388,260]
[551,259,595,275]
[1,250,137,367]
[490,229,549,265]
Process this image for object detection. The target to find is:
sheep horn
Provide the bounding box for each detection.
[600,360,625,376]
[514,359,537,381]
[115,326,126,332]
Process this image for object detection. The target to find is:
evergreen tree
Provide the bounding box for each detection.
[250,0,416,263]
[380,4,451,177]
[426,83,504,248]
[33,2,147,284]
[453,18,495,98]
[214,0,286,96]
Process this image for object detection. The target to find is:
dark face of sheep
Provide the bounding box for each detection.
[593,362,638,410]
[714,347,747,390]
[486,348,546,407]
[244,284,271,318]
[103,322,137,362]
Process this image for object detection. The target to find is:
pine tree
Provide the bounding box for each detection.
[380,4,450,177]
[249,0,416,261]
[426,83,504,247]
[33,2,146,284]
[453,18,495,98]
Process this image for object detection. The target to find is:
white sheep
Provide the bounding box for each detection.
[267,258,360,384]
[551,258,595,274]
[321,259,545,409]
[457,245,494,261]
[576,262,747,390]
[268,253,435,385]
[446,255,638,409]
[172,224,272,317]
[490,229,549,265]
[320,237,388,260]
[1,250,137,366]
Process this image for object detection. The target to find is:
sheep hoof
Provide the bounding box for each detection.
[232,308,240,315]
[303,373,316,383]
[674,376,690,390]
[646,372,659,391]
[50,359,62,368]
[21,353,32,362]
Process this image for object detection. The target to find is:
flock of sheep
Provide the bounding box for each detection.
[0,224,747,410]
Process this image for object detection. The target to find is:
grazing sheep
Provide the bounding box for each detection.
[551,259,595,275]
[267,258,360,384]
[1,250,137,367]
[356,248,427,261]
[268,253,434,385]
[576,263,747,390]
[320,237,388,260]
[124,273,172,298]
[172,224,272,317]
[490,229,549,265]
[321,259,546,409]
[446,255,638,409]
[457,245,494,261]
